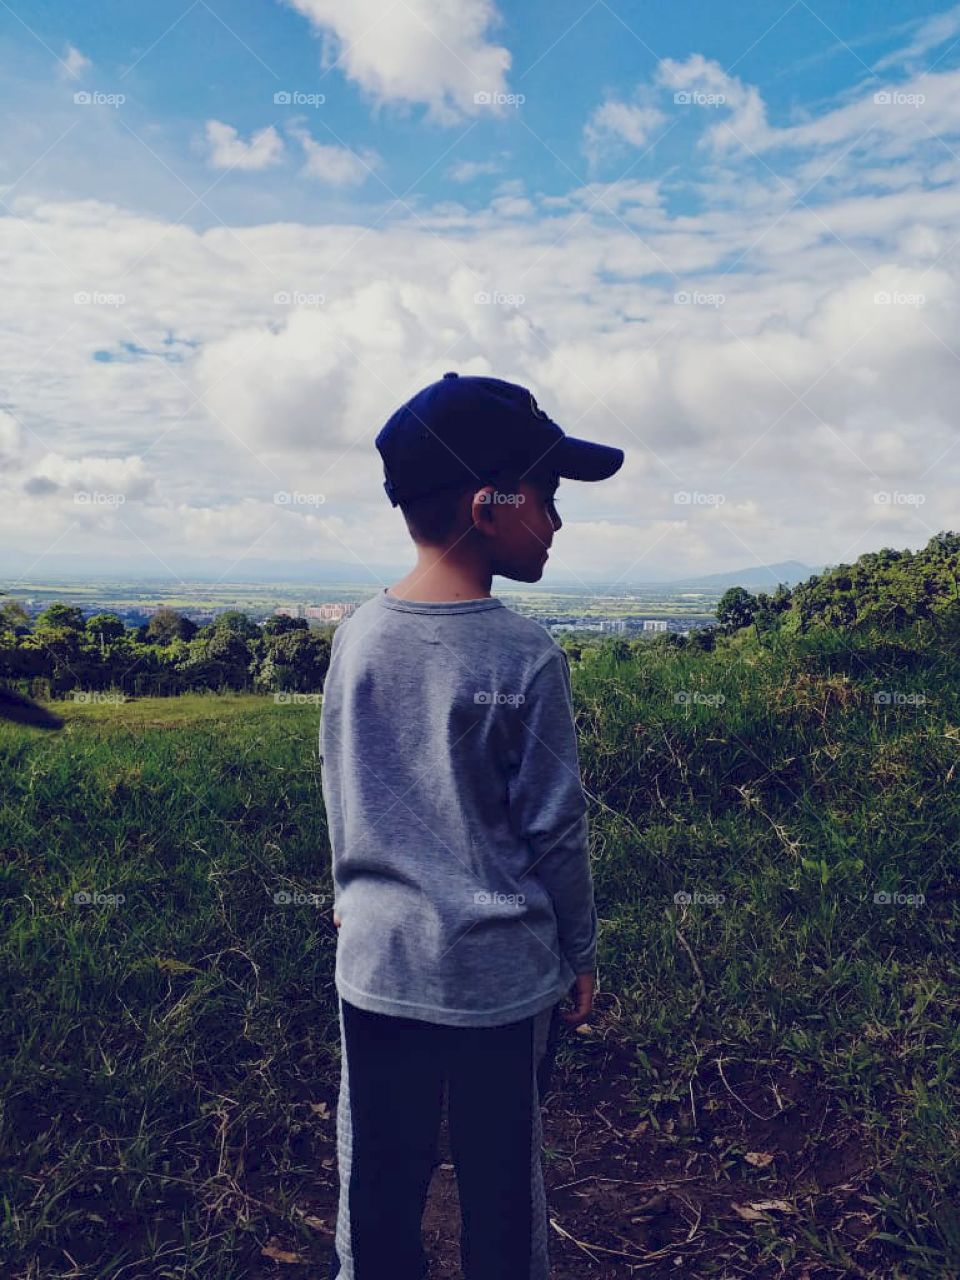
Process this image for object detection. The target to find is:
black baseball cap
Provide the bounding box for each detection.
[375,371,624,506]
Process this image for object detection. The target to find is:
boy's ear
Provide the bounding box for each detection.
[470,483,498,535]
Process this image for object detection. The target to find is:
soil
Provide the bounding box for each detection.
[249,1005,897,1279]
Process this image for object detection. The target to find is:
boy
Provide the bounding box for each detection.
[319,371,624,1280]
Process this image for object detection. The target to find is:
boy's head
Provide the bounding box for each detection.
[398,467,562,583]
[376,372,624,584]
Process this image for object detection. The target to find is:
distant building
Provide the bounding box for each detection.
[274,606,302,619]
[600,619,627,633]
[304,602,358,622]
[643,619,668,632]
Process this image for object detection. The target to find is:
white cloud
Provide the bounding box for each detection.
[449,158,506,182]
[489,194,534,217]
[653,53,960,173]
[656,54,770,153]
[5,55,960,579]
[204,120,285,171]
[875,4,960,71]
[59,45,92,80]
[281,0,513,124]
[287,124,379,185]
[0,411,22,466]
[26,453,154,499]
[583,101,668,166]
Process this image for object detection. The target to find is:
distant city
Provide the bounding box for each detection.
[3,561,818,639]
[275,601,689,635]
[7,593,711,637]
[274,602,359,623]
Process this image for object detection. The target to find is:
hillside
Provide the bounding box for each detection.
[710,532,960,639]
[1,602,957,1278]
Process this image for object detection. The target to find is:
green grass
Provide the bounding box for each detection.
[1,627,958,1277]
[573,624,960,1274]
[1,693,337,1279]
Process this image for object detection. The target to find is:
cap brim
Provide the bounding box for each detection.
[553,434,624,482]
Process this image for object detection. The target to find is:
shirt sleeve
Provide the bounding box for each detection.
[319,626,343,911]
[507,646,598,975]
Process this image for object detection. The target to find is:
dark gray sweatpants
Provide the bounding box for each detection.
[328,995,561,1280]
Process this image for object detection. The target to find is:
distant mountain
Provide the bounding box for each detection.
[0,551,820,591]
[0,553,409,585]
[658,561,821,591]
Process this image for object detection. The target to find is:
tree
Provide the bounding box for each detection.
[688,626,716,652]
[208,629,255,689]
[256,630,331,692]
[716,587,758,635]
[146,607,197,644]
[35,603,85,633]
[175,630,252,691]
[85,613,127,646]
[0,599,31,636]
[261,615,308,638]
[213,611,259,642]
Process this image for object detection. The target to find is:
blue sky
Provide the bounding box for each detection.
[1,0,959,584]
[3,0,955,224]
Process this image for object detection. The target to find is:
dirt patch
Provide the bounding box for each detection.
[246,1014,901,1279]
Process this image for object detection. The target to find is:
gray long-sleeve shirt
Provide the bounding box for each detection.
[318,587,598,1027]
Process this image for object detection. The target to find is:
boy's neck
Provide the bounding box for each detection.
[387,548,494,603]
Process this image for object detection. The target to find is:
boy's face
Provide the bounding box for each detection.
[472,473,562,583]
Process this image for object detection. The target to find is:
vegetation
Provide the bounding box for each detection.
[1,536,958,1276]
[0,600,332,700]
[710,531,960,641]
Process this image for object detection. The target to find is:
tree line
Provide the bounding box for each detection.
[713,531,960,642]
[3,530,957,699]
[0,603,332,700]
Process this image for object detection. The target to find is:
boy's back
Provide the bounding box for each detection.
[321,371,623,1279]
[320,586,598,1028]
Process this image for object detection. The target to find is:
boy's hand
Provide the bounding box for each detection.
[333,911,341,929]
[560,971,595,1027]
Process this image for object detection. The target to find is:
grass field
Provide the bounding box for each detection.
[2,626,958,1278]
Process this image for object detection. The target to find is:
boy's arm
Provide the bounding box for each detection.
[319,623,345,930]
[508,646,597,976]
